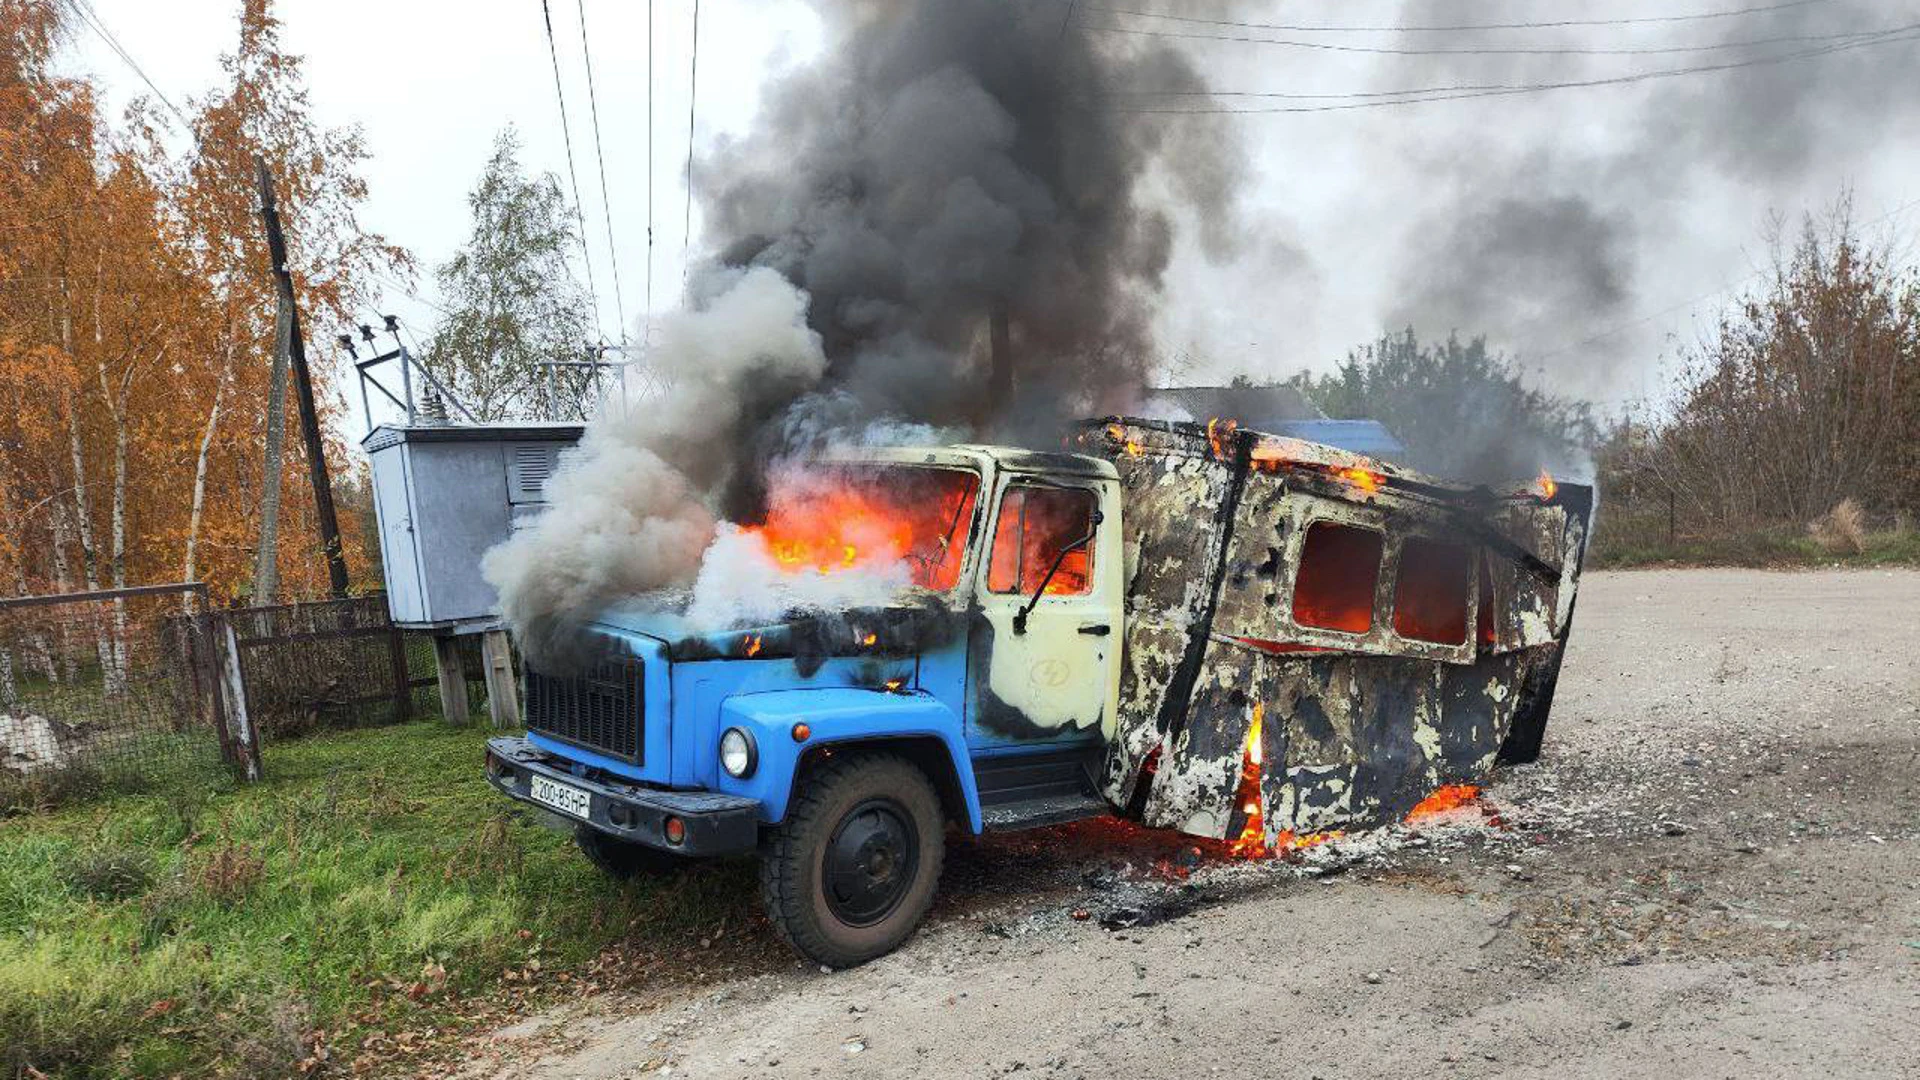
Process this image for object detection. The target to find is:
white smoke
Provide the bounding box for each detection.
[682,525,914,629]
[482,267,830,660]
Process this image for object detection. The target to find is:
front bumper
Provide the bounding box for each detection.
[485,736,761,856]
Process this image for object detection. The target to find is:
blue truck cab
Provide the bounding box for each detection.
[485,444,1128,967]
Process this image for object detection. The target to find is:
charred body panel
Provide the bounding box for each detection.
[1081,417,1592,841]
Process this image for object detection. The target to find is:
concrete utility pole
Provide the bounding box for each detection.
[255,157,351,599]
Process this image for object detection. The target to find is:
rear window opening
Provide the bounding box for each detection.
[1393,537,1472,645]
[1292,521,1383,634]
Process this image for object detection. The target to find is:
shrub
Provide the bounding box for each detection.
[191,836,265,903]
[59,845,156,901]
[1808,498,1867,555]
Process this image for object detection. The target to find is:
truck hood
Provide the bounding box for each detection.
[591,592,971,664]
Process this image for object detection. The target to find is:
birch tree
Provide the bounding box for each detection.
[425,126,592,421]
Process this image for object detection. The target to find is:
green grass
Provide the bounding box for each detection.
[1588,526,1920,569]
[0,722,757,1079]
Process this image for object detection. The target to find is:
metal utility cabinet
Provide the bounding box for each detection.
[362,422,583,725]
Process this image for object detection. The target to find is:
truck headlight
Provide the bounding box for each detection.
[719,727,757,779]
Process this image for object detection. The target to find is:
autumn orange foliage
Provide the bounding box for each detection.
[0,0,408,604]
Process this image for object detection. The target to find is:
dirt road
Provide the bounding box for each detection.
[466,570,1920,1079]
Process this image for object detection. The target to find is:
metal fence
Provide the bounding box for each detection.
[1,587,499,809]
[0,583,235,810]
[222,595,490,741]
[224,596,426,740]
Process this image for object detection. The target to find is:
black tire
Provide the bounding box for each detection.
[759,753,945,969]
[574,826,688,879]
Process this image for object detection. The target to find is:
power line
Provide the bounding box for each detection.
[369,271,456,318]
[1083,0,1834,36]
[682,0,702,299]
[1108,25,1920,114]
[56,0,188,124]
[1078,16,1903,58]
[540,0,606,341]
[645,0,655,337]
[575,0,628,343]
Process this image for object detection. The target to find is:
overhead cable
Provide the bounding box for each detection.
[540,0,606,339]
[1079,16,1904,58]
[57,0,189,124]
[1082,0,1835,36]
[682,0,701,299]
[575,0,629,342]
[1109,24,1920,114]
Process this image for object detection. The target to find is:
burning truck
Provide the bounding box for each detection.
[483,417,1591,967]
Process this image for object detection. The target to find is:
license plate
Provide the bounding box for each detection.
[529,774,592,820]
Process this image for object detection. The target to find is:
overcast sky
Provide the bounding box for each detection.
[67,0,1920,430]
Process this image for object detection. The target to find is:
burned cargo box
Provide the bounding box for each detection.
[1080,418,1591,846]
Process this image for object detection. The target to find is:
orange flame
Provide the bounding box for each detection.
[1227,705,1268,857]
[741,634,763,658]
[1405,783,1482,823]
[1206,417,1239,462]
[1534,469,1558,501]
[882,677,906,693]
[1334,466,1384,493]
[739,466,979,591]
[1106,424,1144,457]
[860,632,877,646]
[1226,704,1341,860]
[1249,442,1289,473]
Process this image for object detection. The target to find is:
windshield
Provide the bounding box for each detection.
[750,463,981,592]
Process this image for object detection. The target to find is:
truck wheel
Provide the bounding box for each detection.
[574,826,686,879]
[759,753,945,969]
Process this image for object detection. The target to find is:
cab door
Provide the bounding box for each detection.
[965,474,1123,749]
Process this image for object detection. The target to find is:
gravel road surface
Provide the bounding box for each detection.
[464,569,1920,1080]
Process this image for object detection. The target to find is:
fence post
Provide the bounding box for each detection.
[431,634,470,725]
[480,629,519,729]
[215,615,263,782]
[387,619,414,722]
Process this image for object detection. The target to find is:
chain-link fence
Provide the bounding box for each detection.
[2,587,498,809]
[0,583,232,810]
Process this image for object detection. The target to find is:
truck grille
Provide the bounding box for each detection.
[524,654,645,764]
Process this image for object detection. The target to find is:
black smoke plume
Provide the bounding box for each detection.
[487,0,1252,654]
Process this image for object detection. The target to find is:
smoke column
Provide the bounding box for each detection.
[485,0,1253,657]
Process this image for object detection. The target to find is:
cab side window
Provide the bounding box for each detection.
[987,485,1096,596]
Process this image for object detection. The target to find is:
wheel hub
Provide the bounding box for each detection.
[823,797,919,928]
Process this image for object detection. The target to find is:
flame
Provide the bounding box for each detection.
[741,634,763,658]
[860,632,877,646]
[1333,466,1384,493]
[1227,705,1268,857]
[1105,424,1144,457]
[1249,442,1289,473]
[739,465,979,591]
[1206,417,1239,461]
[1224,704,1356,859]
[1405,783,1482,822]
[882,677,906,693]
[1534,469,1558,501]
